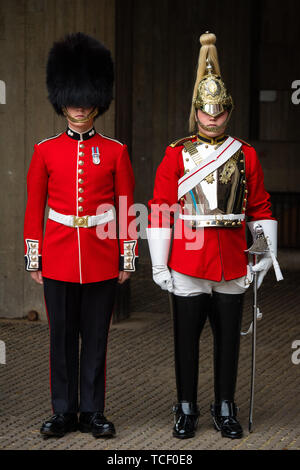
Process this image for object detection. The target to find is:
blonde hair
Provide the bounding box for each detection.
[189,32,221,132]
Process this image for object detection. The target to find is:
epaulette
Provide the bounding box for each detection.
[169,135,197,148]
[37,133,62,146]
[99,133,124,146]
[235,137,252,147]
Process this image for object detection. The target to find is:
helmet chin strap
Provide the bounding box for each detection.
[195,109,232,133]
[62,107,99,123]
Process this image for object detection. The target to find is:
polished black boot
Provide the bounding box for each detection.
[79,412,115,438]
[211,400,243,439]
[173,402,200,439]
[209,292,244,439]
[40,413,78,437]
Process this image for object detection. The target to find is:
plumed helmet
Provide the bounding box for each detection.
[189,32,234,132]
[46,32,114,117]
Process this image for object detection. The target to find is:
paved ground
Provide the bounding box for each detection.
[0,268,299,450]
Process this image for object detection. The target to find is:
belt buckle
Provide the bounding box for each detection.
[73,215,89,227]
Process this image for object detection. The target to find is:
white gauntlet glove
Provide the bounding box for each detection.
[146,227,173,293]
[251,256,273,289]
[248,220,283,289]
[152,265,173,292]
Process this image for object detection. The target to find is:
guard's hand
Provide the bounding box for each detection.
[152,265,173,292]
[30,270,43,285]
[118,271,131,284]
[252,256,272,288]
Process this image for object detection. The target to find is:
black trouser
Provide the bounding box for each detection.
[172,292,244,404]
[43,277,117,414]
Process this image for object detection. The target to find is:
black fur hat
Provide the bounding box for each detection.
[46,32,114,116]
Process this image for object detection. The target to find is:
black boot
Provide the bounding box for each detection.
[40,413,78,437]
[173,402,200,439]
[211,400,243,439]
[209,292,244,438]
[79,412,115,438]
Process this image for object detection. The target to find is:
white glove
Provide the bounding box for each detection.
[152,265,173,292]
[247,219,283,289]
[146,227,173,292]
[251,256,273,289]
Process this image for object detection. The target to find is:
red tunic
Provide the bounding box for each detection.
[148,137,274,281]
[24,128,138,283]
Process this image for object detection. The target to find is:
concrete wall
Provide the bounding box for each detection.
[0,0,115,320]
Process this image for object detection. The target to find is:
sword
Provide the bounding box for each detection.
[242,224,269,433]
[249,259,257,433]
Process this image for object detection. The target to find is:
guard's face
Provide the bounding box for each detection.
[65,106,95,130]
[196,109,228,138]
[66,106,94,118]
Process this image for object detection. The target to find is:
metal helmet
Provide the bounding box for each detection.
[189,32,234,132]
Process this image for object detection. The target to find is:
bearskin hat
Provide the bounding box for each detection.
[46,32,114,117]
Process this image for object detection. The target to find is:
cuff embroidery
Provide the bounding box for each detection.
[120,240,137,272]
[25,239,41,271]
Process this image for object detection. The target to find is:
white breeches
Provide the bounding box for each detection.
[171,267,252,297]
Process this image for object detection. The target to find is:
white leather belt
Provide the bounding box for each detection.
[179,213,245,228]
[48,208,114,228]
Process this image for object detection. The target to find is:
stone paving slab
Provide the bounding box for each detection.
[0,271,299,450]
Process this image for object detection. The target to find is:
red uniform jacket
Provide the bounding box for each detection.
[24,127,138,283]
[148,136,274,281]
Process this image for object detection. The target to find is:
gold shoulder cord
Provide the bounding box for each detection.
[183,140,198,156]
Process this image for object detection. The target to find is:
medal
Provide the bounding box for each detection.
[92,146,100,165]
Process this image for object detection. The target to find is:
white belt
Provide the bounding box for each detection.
[179,213,245,228]
[48,208,114,228]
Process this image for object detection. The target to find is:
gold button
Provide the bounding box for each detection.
[185,158,189,162]
[79,178,84,184]
[245,189,248,193]
[32,263,38,268]
[78,197,84,202]
[205,144,209,148]
[79,144,85,149]
[78,169,84,174]
[243,180,246,184]
[79,152,85,156]
[232,222,236,226]
[78,160,84,165]
[78,206,83,212]
[240,169,244,174]
[78,187,84,193]
[244,198,247,202]
[125,264,131,269]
